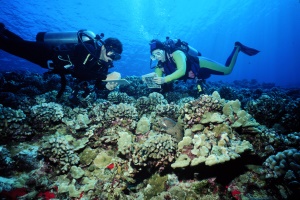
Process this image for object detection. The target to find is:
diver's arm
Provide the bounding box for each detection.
[164,50,187,82]
[154,67,163,77]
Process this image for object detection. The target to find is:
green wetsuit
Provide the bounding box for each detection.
[155,45,241,82]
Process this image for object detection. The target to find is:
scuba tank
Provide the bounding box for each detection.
[165,37,201,57]
[36,30,96,45]
[180,40,202,57]
[36,29,104,63]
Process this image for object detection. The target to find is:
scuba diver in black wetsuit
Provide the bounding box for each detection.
[0,23,123,103]
[149,38,259,93]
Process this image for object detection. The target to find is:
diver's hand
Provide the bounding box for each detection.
[153,77,166,85]
[106,81,119,90]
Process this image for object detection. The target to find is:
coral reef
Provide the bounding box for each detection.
[135,92,168,117]
[62,106,91,132]
[30,102,64,131]
[263,149,300,186]
[171,92,257,168]
[136,116,151,134]
[0,146,13,175]
[131,133,178,171]
[105,103,138,130]
[0,71,300,199]
[246,92,300,132]
[0,104,32,142]
[179,92,224,129]
[108,91,135,104]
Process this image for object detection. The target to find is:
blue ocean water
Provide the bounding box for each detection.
[0,0,299,87]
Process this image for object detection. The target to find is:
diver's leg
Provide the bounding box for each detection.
[3,29,24,41]
[68,81,81,104]
[198,42,259,76]
[0,37,52,69]
[224,42,259,72]
[199,44,241,75]
[224,41,259,67]
[225,45,240,67]
[81,81,91,98]
[0,23,5,36]
[0,23,24,40]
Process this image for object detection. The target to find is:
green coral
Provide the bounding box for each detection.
[144,173,168,200]
[93,151,113,169]
[79,147,98,166]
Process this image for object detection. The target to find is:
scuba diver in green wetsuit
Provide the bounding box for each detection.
[149,38,259,93]
[0,23,123,103]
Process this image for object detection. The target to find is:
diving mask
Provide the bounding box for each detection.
[106,46,121,61]
[150,49,164,60]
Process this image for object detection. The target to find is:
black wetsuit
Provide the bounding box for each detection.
[0,29,110,98]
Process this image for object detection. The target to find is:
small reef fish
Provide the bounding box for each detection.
[160,117,184,142]
[161,117,177,129]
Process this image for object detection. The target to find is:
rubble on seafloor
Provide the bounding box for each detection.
[0,74,300,199]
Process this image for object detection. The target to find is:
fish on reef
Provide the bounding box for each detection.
[160,117,184,142]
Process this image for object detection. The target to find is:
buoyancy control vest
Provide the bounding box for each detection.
[162,37,202,80]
